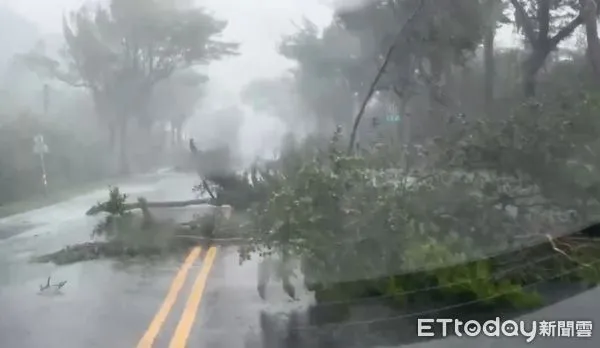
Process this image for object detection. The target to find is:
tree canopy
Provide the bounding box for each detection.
[17,0,238,172]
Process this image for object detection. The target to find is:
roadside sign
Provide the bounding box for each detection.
[386,114,402,123]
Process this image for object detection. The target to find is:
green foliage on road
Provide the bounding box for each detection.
[202,90,600,318]
[15,0,238,174]
[36,185,241,265]
[227,1,600,324]
[36,187,186,264]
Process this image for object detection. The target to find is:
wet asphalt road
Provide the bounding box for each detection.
[1,170,600,348]
[0,171,313,348]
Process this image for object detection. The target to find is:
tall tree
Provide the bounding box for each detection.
[149,70,208,146]
[18,0,238,173]
[580,0,600,79]
[509,0,583,97]
[481,0,511,113]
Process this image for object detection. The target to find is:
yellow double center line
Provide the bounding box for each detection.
[137,246,218,348]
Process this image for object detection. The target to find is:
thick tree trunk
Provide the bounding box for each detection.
[581,0,600,79]
[510,0,583,97]
[86,198,211,215]
[426,54,448,135]
[482,0,501,113]
[524,48,549,98]
[483,27,496,112]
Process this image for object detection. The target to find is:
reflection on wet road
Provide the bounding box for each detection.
[0,257,196,348]
[2,171,600,348]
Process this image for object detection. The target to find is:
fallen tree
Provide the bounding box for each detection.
[36,186,238,265]
[35,136,245,265]
[86,197,211,215]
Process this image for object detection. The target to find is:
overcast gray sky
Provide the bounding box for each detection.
[1,0,521,95]
[1,0,333,103]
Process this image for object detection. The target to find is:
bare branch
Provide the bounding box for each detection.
[549,15,584,48]
[538,0,551,40]
[545,234,593,269]
[347,0,425,154]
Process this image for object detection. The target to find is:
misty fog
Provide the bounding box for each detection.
[0,0,337,170]
[6,1,600,347]
[0,0,523,177]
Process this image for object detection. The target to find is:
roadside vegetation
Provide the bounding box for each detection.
[35,186,239,265]
[0,114,117,214]
[20,0,600,344]
[234,0,600,332]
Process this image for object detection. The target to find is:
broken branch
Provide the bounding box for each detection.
[86,198,211,215]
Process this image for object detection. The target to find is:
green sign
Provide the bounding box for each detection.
[386,115,401,123]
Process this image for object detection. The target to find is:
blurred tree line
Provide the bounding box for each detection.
[15,0,238,174]
[1,0,238,205]
[243,0,600,144]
